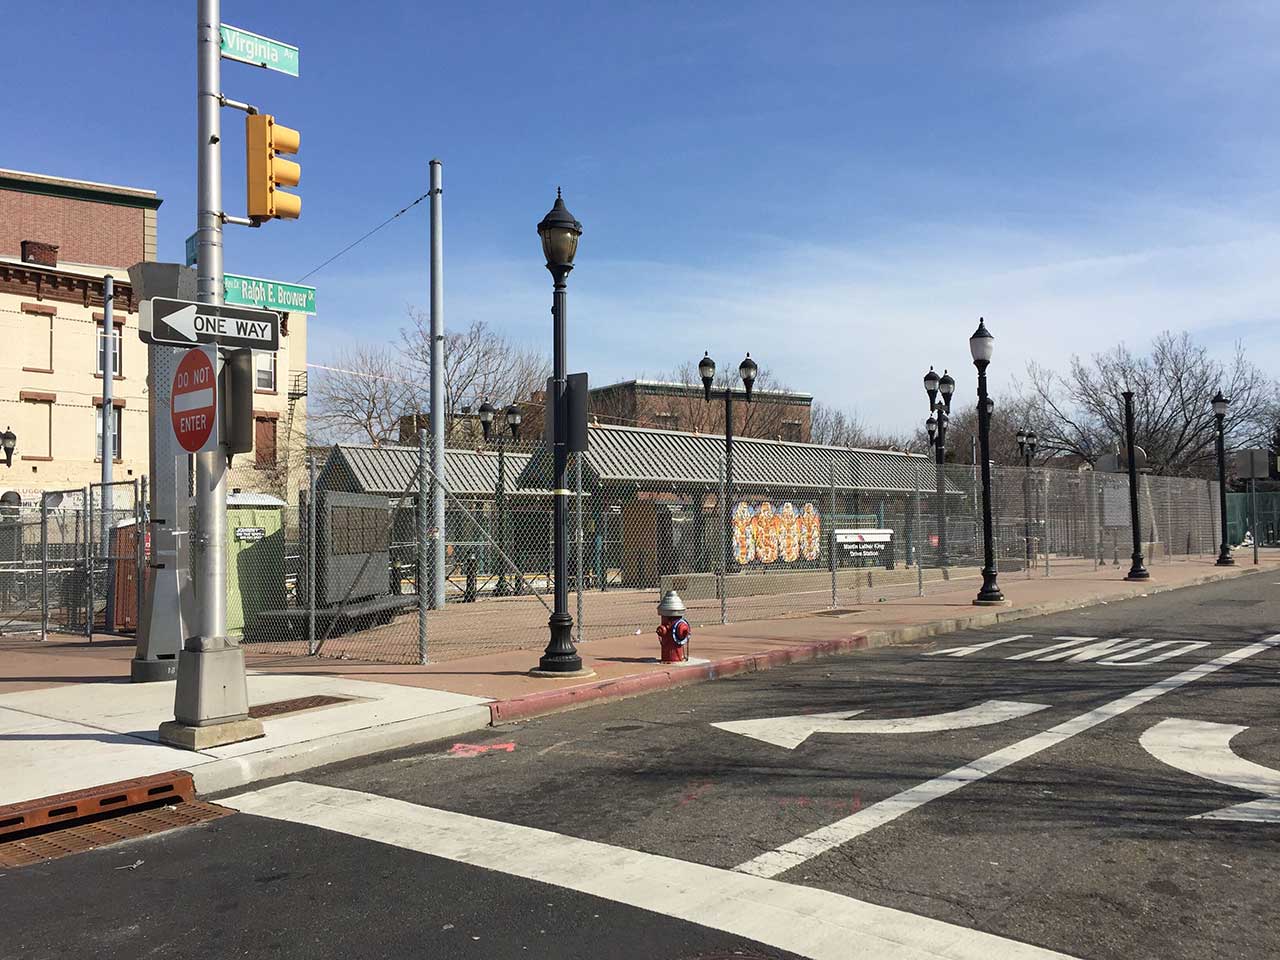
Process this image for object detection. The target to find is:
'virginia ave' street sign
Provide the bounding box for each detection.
[141,298,280,351]
[219,23,299,77]
[223,273,316,314]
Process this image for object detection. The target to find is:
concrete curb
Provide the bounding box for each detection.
[190,703,492,796]
[489,565,1266,725]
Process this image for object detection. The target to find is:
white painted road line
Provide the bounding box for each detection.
[1140,717,1280,823]
[927,634,1032,657]
[223,781,1079,960]
[712,700,1050,750]
[735,634,1280,879]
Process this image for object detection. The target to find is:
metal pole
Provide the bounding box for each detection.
[1042,474,1050,576]
[83,486,92,637]
[428,159,447,609]
[1122,390,1149,580]
[309,455,320,657]
[915,464,924,597]
[1214,413,1233,565]
[137,475,148,631]
[974,364,1003,604]
[575,452,583,645]
[1022,452,1032,572]
[935,433,948,567]
[101,276,116,632]
[40,493,48,642]
[416,434,429,662]
[537,261,581,673]
[494,440,508,596]
[829,464,837,608]
[724,388,734,575]
[718,456,728,625]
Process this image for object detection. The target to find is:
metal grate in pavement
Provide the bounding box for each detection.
[0,801,232,868]
[248,694,353,719]
[812,608,861,617]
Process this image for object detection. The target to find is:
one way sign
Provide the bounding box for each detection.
[140,297,280,351]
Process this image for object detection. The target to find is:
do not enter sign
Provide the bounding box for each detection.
[171,346,219,454]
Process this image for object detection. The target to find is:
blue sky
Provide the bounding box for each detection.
[7,1,1279,431]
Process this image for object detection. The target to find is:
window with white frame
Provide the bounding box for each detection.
[96,406,123,460]
[255,351,276,391]
[96,324,122,376]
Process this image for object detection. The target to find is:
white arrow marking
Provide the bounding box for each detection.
[1140,717,1280,822]
[711,699,1050,750]
[926,634,1031,657]
[165,304,199,341]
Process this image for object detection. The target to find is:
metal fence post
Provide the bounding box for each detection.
[137,476,148,631]
[83,486,92,639]
[309,455,321,657]
[915,464,924,597]
[1042,474,1050,577]
[416,435,428,664]
[718,456,727,625]
[829,465,837,608]
[40,494,49,642]
[575,452,583,645]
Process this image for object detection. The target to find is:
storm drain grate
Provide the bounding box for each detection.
[249,694,353,719]
[813,608,861,617]
[0,800,232,868]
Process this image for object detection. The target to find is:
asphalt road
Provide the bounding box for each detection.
[4,571,1278,959]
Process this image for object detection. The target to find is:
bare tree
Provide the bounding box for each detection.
[1023,331,1271,475]
[401,312,549,441]
[310,345,421,445]
[811,401,918,452]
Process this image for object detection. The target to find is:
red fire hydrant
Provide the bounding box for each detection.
[656,590,691,663]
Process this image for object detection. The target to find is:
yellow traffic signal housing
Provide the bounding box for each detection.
[246,114,301,220]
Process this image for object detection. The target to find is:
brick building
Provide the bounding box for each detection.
[588,379,813,442]
[0,168,309,504]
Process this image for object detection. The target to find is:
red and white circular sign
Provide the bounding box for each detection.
[171,347,217,453]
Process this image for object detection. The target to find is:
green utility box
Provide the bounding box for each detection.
[226,493,287,638]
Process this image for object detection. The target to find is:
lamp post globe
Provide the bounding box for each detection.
[699,352,716,402]
[923,367,940,407]
[926,415,938,441]
[534,189,589,675]
[1212,390,1233,566]
[938,370,955,412]
[738,353,758,401]
[505,403,522,440]
[477,399,496,442]
[0,427,14,469]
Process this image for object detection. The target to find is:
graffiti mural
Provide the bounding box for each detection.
[732,501,822,564]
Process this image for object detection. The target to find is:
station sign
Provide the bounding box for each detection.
[834,528,893,561]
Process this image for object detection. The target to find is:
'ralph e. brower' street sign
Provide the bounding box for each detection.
[141,297,280,351]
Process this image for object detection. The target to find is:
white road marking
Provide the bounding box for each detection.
[223,780,1078,960]
[927,635,1031,657]
[735,634,1280,879]
[1098,641,1210,666]
[712,700,1050,750]
[1006,637,1097,660]
[1140,717,1280,822]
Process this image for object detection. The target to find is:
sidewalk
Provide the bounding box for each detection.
[1,555,1272,809]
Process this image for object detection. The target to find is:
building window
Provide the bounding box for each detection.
[97,324,122,376]
[22,399,53,459]
[255,351,276,391]
[255,417,277,469]
[96,406,123,460]
[654,411,681,432]
[24,315,54,372]
[781,419,802,442]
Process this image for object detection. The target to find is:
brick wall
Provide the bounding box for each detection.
[0,191,145,269]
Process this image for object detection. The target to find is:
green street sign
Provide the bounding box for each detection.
[219,23,299,77]
[184,232,197,267]
[223,273,315,315]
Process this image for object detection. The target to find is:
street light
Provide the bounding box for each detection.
[699,351,757,572]
[0,428,15,468]
[479,401,522,597]
[1120,390,1150,581]
[534,189,587,675]
[970,319,1005,605]
[1212,390,1233,566]
[1016,429,1037,566]
[922,366,954,567]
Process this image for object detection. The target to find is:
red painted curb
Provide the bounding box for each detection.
[488,635,868,725]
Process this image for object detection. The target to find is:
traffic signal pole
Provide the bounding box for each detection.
[159,0,262,749]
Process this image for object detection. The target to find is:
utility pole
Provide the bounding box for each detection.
[429,159,446,611]
[159,0,262,748]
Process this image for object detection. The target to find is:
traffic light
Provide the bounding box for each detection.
[246,114,301,221]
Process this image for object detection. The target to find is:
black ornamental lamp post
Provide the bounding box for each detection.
[479,400,522,596]
[1016,429,1037,565]
[970,319,1006,605]
[534,189,588,675]
[699,351,758,572]
[1120,390,1150,581]
[0,428,15,468]
[1212,390,1234,566]
[923,367,954,566]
